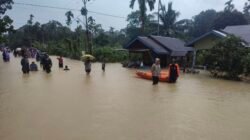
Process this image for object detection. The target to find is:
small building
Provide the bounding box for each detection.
[186,25,250,68]
[124,35,193,67]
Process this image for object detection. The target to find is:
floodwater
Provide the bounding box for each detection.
[0,56,250,140]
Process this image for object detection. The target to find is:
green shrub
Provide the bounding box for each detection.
[93,46,128,62]
[205,36,250,80]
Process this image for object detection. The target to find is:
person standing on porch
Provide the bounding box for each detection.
[151,58,161,85]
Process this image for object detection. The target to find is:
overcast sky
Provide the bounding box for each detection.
[5,0,247,31]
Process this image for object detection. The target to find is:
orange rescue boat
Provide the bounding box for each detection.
[136,71,169,82]
[136,64,180,82]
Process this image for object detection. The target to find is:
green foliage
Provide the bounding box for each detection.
[224,0,235,12]
[0,0,13,43]
[93,46,128,62]
[65,11,74,26]
[27,14,34,25]
[8,20,74,48]
[242,53,250,75]
[0,15,13,42]
[81,7,88,16]
[125,10,157,41]
[33,39,82,60]
[243,0,250,23]
[213,10,248,29]
[129,0,156,34]
[196,50,210,65]
[191,10,217,37]
[159,2,180,36]
[205,36,250,80]
[0,0,13,14]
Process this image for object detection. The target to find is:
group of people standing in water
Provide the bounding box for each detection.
[2,48,10,62]
[2,48,180,85]
[20,51,52,74]
[151,58,180,85]
[1,47,103,75]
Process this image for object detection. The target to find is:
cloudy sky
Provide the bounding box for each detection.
[5,0,247,30]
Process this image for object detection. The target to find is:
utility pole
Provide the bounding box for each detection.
[82,0,92,54]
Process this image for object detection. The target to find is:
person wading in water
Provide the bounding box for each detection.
[44,54,52,73]
[168,59,180,83]
[57,56,64,68]
[84,58,91,75]
[151,58,161,85]
[21,56,30,74]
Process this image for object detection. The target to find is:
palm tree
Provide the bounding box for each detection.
[159,2,180,36]
[130,0,156,34]
[65,11,74,26]
[224,0,235,12]
[27,14,34,25]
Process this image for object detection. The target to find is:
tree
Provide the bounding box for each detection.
[224,0,235,12]
[243,0,250,23]
[125,11,156,41]
[27,14,34,25]
[213,10,248,29]
[0,0,14,42]
[88,16,102,37]
[159,2,180,36]
[205,36,249,80]
[65,11,74,26]
[191,9,217,37]
[0,15,13,42]
[129,0,156,34]
[0,0,13,14]
[174,19,194,40]
[213,0,248,29]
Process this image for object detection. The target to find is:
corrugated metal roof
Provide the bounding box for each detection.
[138,37,169,54]
[150,35,193,52]
[223,25,250,44]
[186,25,250,47]
[186,30,227,46]
[125,36,192,56]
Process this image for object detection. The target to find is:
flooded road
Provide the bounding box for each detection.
[0,56,250,140]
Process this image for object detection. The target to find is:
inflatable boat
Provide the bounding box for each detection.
[136,71,169,82]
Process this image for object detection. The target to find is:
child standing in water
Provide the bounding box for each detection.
[64,65,70,71]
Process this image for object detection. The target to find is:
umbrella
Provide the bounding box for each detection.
[81,54,95,61]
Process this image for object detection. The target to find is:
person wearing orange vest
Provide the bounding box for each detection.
[168,59,180,83]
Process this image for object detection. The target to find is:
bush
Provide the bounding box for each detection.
[242,53,250,76]
[93,46,128,62]
[33,39,82,60]
[205,36,250,80]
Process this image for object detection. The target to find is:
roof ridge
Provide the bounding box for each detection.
[148,35,172,52]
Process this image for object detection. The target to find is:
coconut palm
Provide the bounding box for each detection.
[130,0,156,34]
[65,11,74,26]
[159,2,180,36]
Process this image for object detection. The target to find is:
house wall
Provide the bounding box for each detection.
[193,36,220,50]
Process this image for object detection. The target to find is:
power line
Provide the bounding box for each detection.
[14,2,126,19]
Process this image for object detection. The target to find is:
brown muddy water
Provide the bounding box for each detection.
[0,56,250,140]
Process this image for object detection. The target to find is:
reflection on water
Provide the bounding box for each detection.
[0,56,250,140]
